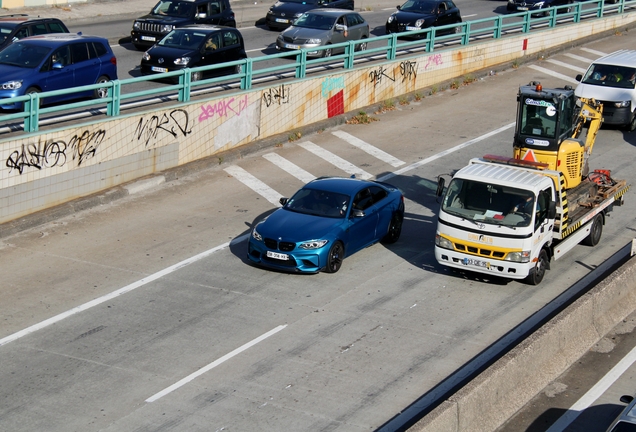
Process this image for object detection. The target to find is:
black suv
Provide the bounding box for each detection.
[0,14,69,51]
[131,0,236,51]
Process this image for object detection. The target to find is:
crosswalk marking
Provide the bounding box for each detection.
[529,65,579,84]
[546,59,587,74]
[298,141,373,180]
[580,47,606,57]
[224,165,283,206]
[332,130,405,167]
[262,153,316,183]
[564,53,595,63]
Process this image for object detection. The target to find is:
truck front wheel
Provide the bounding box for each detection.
[582,214,603,246]
[526,249,549,285]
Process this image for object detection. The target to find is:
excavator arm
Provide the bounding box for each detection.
[572,97,603,157]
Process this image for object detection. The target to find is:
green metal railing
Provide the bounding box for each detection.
[0,0,632,133]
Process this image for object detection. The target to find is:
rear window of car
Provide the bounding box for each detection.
[48,21,67,33]
[222,30,239,47]
[92,41,108,57]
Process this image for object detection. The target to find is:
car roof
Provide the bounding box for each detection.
[306,177,386,195]
[593,50,636,68]
[178,24,236,31]
[0,14,62,28]
[19,33,109,45]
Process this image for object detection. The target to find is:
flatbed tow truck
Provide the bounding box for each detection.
[433,83,630,285]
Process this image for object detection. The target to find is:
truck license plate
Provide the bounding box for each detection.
[267,251,289,260]
[462,258,490,268]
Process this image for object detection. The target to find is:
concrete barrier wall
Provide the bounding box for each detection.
[409,251,636,432]
[2,13,636,226]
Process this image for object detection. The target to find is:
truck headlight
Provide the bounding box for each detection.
[435,234,454,250]
[299,240,328,249]
[614,101,630,108]
[505,251,531,263]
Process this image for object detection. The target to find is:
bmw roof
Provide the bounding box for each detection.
[306,177,392,195]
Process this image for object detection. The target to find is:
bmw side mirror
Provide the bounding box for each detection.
[352,209,365,218]
[279,197,288,206]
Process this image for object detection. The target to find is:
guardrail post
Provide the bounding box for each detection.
[241,58,253,90]
[387,33,397,60]
[24,93,39,133]
[618,0,625,14]
[345,41,355,69]
[296,51,307,79]
[598,0,604,18]
[462,21,470,45]
[522,13,530,33]
[107,81,121,117]
[179,70,191,102]
[495,15,503,38]
[427,29,435,52]
[574,2,582,23]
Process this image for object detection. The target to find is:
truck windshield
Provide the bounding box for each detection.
[442,178,535,228]
[581,64,636,90]
[520,96,558,139]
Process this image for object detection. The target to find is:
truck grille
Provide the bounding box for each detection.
[454,243,506,259]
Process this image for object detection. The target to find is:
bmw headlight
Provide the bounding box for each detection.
[142,52,151,61]
[161,24,174,33]
[415,19,425,27]
[299,240,328,250]
[252,227,263,242]
[614,101,630,108]
[387,14,395,23]
[174,57,191,65]
[307,38,322,44]
[434,234,453,250]
[504,251,531,263]
[1,80,22,90]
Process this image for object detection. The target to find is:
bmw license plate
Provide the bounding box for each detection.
[275,18,289,23]
[267,251,289,260]
[406,26,419,31]
[462,258,490,268]
[284,43,300,49]
[151,66,168,73]
[141,35,156,41]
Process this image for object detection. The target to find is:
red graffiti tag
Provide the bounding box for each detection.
[199,95,249,122]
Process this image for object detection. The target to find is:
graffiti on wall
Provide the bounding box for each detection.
[322,77,345,98]
[423,53,443,70]
[369,65,395,87]
[6,129,106,175]
[134,109,192,147]
[399,60,417,82]
[199,94,249,122]
[262,84,290,107]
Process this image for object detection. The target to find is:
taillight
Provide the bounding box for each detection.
[110,56,117,66]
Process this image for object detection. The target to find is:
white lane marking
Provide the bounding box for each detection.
[463,13,478,18]
[298,141,373,179]
[224,165,283,205]
[580,47,606,57]
[263,153,316,183]
[377,122,516,182]
[382,7,396,10]
[528,65,579,84]
[1,124,516,346]
[545,343,636,432]
[564,53,596,63]
[246,46,270,53]
[546,59,587,74]
[0,234,249,347]
[146,324,287,403]
[332,130,405,167]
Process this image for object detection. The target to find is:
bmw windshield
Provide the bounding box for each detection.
[284,188,350,218]
[0,43,51,68]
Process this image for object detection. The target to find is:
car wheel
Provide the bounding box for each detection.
[94,76,110,99]
[191,71,202,82]
[323,46,332,58]
[453,22,461,34]
[526,249,549,285]
[582,214,603,246]
[325,241,344,273]
[382,212,403,244]
[25,87,41,108]
[626,112,636,132]
[356,38,367,51]
[235,64,242,74]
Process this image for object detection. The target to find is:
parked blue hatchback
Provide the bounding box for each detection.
[247,176,405,274]
[0,33,118,110]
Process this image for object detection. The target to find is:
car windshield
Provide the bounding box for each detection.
[285,188,350,218]
[519,96,558,139]
[0,25,13,44]
[399,0,438,13]
[158,29,206,49]
[0,43,51,68]
[152,0,195,18]
[609,420,636,432]
[293,13,337,30]
[442,178,535,228]
[581,64,636,89]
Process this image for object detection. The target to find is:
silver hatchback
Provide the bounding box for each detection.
[275,9,369,58]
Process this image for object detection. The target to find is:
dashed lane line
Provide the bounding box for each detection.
[332,130,405,167]
[262,153,316,183]
[580,47,606,57]
[298,141,373,179]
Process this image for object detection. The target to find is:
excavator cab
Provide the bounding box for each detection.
[513,82,602,189]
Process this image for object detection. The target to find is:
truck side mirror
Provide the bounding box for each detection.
[575,74,582,82]
[548,201,556,219]
[435,177,445,197]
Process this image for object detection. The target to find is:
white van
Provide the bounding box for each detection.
[575,49,636,131]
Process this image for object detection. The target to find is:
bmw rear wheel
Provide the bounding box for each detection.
[94,76,110,99]
[325,241,344,273]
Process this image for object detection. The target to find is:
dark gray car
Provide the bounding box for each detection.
[275,9,369,58]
